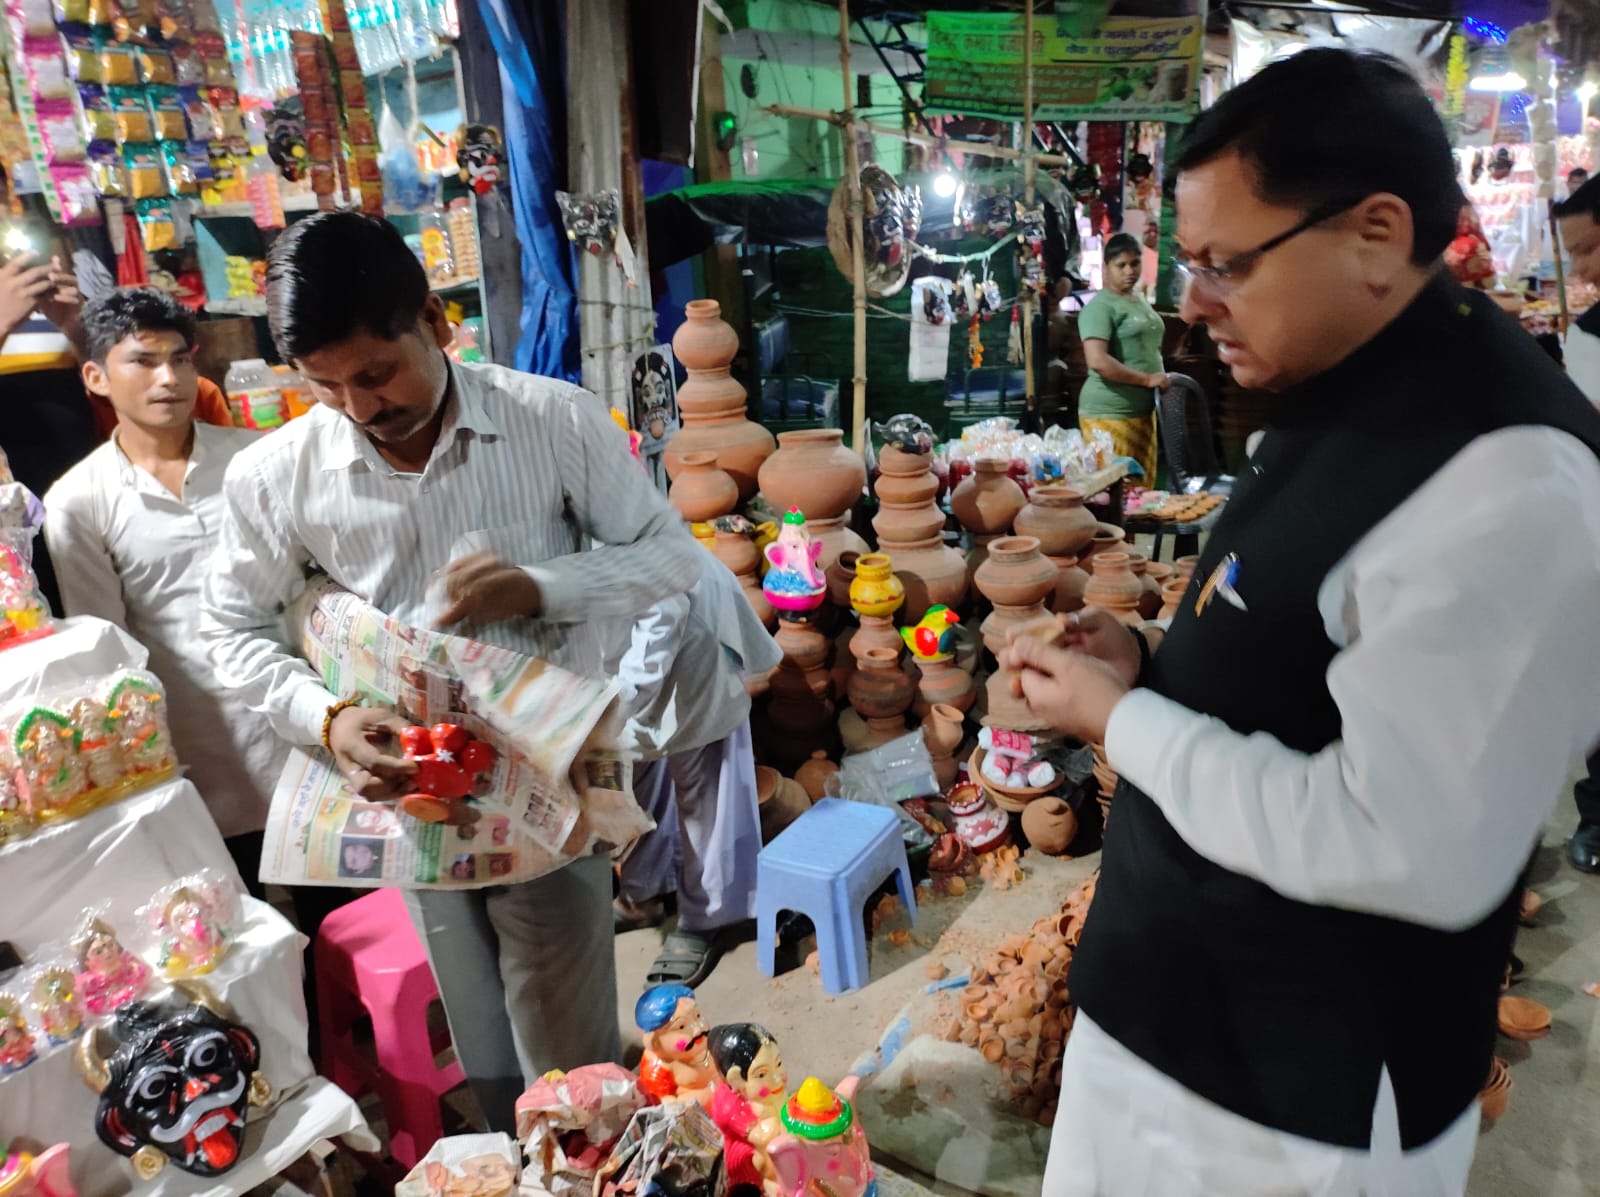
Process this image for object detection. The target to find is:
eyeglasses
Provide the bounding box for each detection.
[1173,199,1360,301]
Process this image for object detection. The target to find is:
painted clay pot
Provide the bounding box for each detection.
[758,428,867,523]
[1021,796,1079,856]
[974,537,1057,610]
[795,750,839,801]
[923,703,966,789]
[826,550,859,610]
[850,553,906,618]
[756,765,812,842]
[1083,552,1144,626]
[911,653,976,718]
[1127,553,1163,621]
[667,301,775,500]
[950,459,1025,537]
[1075,523,1127,578]
[1046,555,1089,615]
[1014,486,1098,557]
[848,647,915,743]
[669,451,739,522]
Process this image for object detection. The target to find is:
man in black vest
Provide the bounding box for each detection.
[1003,50,1600,1195]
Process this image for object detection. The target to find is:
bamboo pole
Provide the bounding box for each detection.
[766,103,1076,169]
[839,0,868,454]
[1021,0,1037,409]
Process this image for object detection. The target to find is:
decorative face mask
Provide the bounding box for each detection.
[456,123,504,196]
[77,986,271,1180]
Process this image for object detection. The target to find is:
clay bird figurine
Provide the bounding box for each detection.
[901,606,959,659]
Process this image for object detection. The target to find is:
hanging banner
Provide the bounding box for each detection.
[924,12,1201,123]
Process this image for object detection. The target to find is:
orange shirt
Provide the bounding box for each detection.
[88,376,234,440]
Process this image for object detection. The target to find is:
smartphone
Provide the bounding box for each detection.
[0,224,41,265]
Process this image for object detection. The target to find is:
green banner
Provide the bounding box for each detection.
[924,13,1202,123]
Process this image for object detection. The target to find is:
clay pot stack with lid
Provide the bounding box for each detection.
[872,443,968,622]
[664,299,775,500]
[943,872,1099,1127]
[973,536,1058,734]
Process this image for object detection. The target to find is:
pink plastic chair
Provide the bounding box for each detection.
[314,888,465,1167]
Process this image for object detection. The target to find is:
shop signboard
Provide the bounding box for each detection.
[924,12,1202,123]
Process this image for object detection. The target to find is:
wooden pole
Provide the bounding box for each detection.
[766,103,1076,169]
[1550,200,1570,334]
[839,0,868,454]
[1021,0,1037,410]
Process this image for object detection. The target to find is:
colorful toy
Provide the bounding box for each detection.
[901,605,960,660]
[77,983,271,1179]
[0,1143,76,1197]
[145,873,238,978]
[106,674,175,776]
[0,538,52,649]
[69,698,125,793]
[13,708,88,819]
[761,509,826,614]
[0,750,33,845]
[29,967,84,1046]
[767,1076,875,1197]
[72,916,151,1017]
[0,994,36,1074]
[397,723,497,824]
[708,1023,789,1195]
[634,984,716,1107]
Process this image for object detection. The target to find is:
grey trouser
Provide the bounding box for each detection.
[405,853,621,1133]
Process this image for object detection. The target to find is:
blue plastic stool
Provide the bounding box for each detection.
[755,797,917,995]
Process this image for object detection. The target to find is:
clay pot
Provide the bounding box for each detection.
[1075,523,1127,578]
[758,428,867,523]
[669,451,739,522]
[873,446,945,540]
[766,618,835,769]
[912,654,976,718]
[756,765,811,842]
[974,536,1057,609]
[1174,554,1200,583]
[1127,553,1164,621]
[1496,995,1551,1041]
[826,550,859,610]
[852,614,904,663]
[1158,578,1188,621]
[951,458,1025,537]
[848,647,915,743]
[1083,552,1144,625]
[712,528,760,577]
[666,301,776,500]
[880,536,969,626]
[1014,486,1098,557]
[1046,555,1089,615]
[1479,1057,1512,1127]
[801,513,868,581]
[1021,796,1079,855]
[923,703,966,789]
[795,750,839,801]
[849,552,906,618]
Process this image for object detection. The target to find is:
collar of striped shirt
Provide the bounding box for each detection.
[320,361,503,472]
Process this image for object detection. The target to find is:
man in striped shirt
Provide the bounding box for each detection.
[199,212,703,1131]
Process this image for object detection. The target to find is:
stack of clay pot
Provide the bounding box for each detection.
[847,647,915,748]
[973,536,1057,733]
[1126,553,1169,622]
[765,617,836,771]
[1074,523,1127,578]
[1159,555,1200,619]
[944,872,1098,1127]
[1089,741,1117,825]
[922,703,966,789]
[1014,484,1097,615]
[872,444,968,622]
[951,458,1025,575]
[1082,551,1144,627]
[664,299,776,500]
[709,522,773,628]
[758,429,868,577]
[1479,1056,1512,1129]
[756,765,812,842]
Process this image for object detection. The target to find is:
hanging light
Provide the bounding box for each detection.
[932,171,959,198]
[1579,81,1598,108]
[1468,45,1525,93]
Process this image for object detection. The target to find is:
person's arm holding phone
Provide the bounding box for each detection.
[0,250,81,345]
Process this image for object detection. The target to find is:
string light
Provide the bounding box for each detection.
[1464,16,1508,44]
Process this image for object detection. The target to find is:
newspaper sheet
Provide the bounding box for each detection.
[260,577,650,890]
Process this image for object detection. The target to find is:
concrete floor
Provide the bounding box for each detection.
[613,819,1600,1196]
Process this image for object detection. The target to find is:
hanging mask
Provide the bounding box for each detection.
[77,983,271,1180]
[456,123,504,196]
[1125,152,1154,184]
[1488,146,1513,182]
[265,101,308,183]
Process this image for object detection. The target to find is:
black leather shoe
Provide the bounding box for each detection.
[1567,823,1600,874]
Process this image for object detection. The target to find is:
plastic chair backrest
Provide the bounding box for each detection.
[1157,372,1218,491]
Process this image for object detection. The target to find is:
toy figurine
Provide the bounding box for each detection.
[767,1076,875,1197]
[0,540,51,648]
[0,995,35,1074]
[0,750,33,846]
[761,509,826,613]
[901,605,960,660]
[0,1142,77,1197]
[106,674,175,776]
[72,917,151,1017]
[13,709,87,818]
[708,1023,789,1195]
[397,723,496,824]
[69,697,125,794]
[634,984,716,1107]
[29,967,84,1045]
[152,883,234,978]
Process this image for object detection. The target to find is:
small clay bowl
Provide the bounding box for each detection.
[1496,995,1551,1041]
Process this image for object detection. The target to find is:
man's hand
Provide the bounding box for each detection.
[999,635,1131,744]
[434,551,542,629]
[327,704,416,799]
[0,253,54,341]
[1055,608,1144,686]
[38,257,80,333]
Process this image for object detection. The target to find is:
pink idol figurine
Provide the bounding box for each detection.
[708,1023,789,1195]
[761,509,826,614]
[634,983,717,1107]
[767,1076,876,1197]
[72,917,150,1017]
[0,1143,76,1197]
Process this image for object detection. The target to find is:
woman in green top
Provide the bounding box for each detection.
[1077,232,1169,484]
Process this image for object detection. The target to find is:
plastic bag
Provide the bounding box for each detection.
[138,868,241,978]
[395,1134,519,1197]
[515,1064,646,1197]
[0,504,54,650]
[379,102,435,213]
[22,955,86,1049]
[835,729,941,823]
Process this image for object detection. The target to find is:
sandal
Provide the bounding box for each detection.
[645,929,724,989]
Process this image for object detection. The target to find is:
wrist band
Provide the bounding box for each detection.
[321,698,360,751]
[1130,626,1152,681]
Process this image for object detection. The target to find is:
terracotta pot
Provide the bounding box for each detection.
[758,428,867,523]
[1083,552,1144,625]
[712,528,760,577]
[850,552,906,618]
[1021,796,1079,855]
[1014,486,1098,557]
[1157,578,1188,621]
[1496,995,1551,1040]
[912,654,976,717]
[803,513,868,581]
[974,536,1057,609]
[1174,554,1200,584]
[922,703,966,789]
[848,647,914,742]
[666,300,776,500]
[826,550,859,610]
[852,614,904,663]
[881,536,969,625]
[951,458,1025,537]
[766,618,835,769]
[1047,555,1089,614]
[669,451,739,522]
[1127,553,1164,621]
[874,446,945,543]
[795,750,838,801]
[756,765,812,842]
[1075,523,1127,578]
[740,576,774,629]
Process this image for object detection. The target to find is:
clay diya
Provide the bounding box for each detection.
[1496,995,1551,1041]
